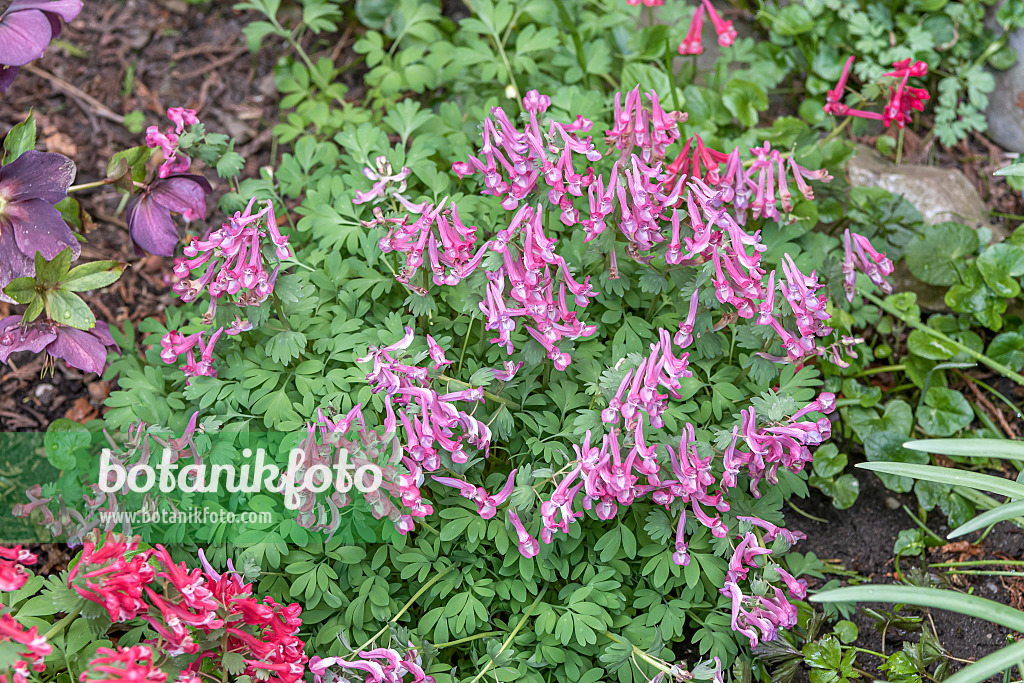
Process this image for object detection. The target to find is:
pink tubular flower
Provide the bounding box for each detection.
[678,3,706,55]
[159,327,224,383]
[172,197,288,319]
[842,229,893,300]
[508,508,540,558]
[701,0,736,47]
[145,108,201,178]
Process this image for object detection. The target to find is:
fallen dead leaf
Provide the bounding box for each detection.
[43,132,77,157]
[64,396,98,423]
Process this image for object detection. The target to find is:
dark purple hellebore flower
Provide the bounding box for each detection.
[0,316,117,374]
[126,174,211,256]
[0,0,84,92]
[0,149,78,302]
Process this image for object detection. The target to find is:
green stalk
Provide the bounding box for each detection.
[861,290,1024,386]
[467,592,546,683]
[603,631,679,677]
[42,605,82,642]
[433,631,503,648]
[353,564,455,653]
[438,374,523,411]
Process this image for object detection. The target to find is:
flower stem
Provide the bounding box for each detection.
[602,631,680,677]
[438,374,523,412]
[432,631,502,648]
[468,591,546,683]
[353,564,455,654]
[42,604,82,642]
[861,290,1024,386]
[67,179,110,193]
[895,127,905,165]
[820,116,852,146]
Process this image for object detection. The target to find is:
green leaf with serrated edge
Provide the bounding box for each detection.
[60,261,127,292]
[3,110,35,163]
[47,289,95,330]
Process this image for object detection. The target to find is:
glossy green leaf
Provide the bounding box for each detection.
[857,462,1024,500]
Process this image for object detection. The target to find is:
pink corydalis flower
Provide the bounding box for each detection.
[678,3,705,54]
[159,327,224,383]
[842,229,893,300]
[425,335,452,370]
[508,508,540,558]
[702,0,737,47]
[882,59,929,129]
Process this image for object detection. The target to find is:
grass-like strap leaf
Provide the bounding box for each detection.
[948,500,1024,539]
[811,585,1024,633]
[857,462,1024,500]
[904,438,1024,461]
[942,636,1024,683]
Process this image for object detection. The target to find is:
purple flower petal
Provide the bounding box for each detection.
[6,197,80,260]
[126,194,179,257]
[0,150,76,203]
[149,174,211,221]
[91,320,117,348]
[0,226,34,303]
[0,317,58,363]
[0,8,52,67]
[6,0,83,23]
[0,65,19,93]
[48,325,108,375]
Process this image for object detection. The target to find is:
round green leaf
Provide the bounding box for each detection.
[905,223,978,286]
[906,329,958,360]
[976,243,1024,298]
[44,418,90,470]
[987,332,1024,371]
[812,444,847,478]
[917,387,974,437]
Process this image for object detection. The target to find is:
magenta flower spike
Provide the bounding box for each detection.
[0,0,82,91]
[0,150,78,299]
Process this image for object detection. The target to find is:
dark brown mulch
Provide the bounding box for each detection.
[0,0,282,431]
[796,467,1024,677]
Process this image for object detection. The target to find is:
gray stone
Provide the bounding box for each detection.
[847,144,996,229]
[984,28,1024,153]
[847,145,1003,310]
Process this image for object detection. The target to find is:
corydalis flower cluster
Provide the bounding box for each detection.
[67,534,307,683]
[173,197,290,320]
[0,546,36,592]
[310,643,433,683]
[146,107,200,178]
[824,57,929,129]
[159,326,225,383]
[842,229,894,301]
[0,610,51,683]
[358,327,492,535]
[721,517,808,648]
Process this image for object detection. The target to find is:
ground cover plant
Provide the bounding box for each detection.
[0,1,1023,683]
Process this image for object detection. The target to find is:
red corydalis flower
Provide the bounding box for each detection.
[882,59,929,128]
[0,546,36,592]
[0,611,52,683]
[678,3,705,55]
[701,0,736,47]
[79,645,166,683]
